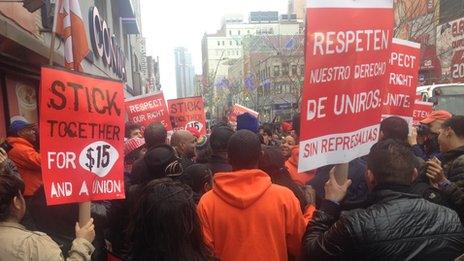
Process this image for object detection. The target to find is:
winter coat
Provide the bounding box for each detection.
[302,184,464,260]
[197,169,315,261]
[442,146,464,188]
[442,181,464,222]
[206,154,232,175]
[0,222,94,261]
[6,137,41,196]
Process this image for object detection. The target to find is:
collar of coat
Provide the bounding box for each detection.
[441,145,464,164]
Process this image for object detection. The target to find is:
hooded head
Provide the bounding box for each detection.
[228,129,261,171]
[237,113,259,134]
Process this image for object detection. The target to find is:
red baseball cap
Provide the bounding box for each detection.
[420,110,452,124]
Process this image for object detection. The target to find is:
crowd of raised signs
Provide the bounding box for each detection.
[1,110,464,260]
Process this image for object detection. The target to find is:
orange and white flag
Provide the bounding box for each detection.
[53,0,90,72]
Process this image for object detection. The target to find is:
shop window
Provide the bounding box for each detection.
[274,65,280,77]
[282,64,289,76]
[6,77,39,125]
[292,65,298,76]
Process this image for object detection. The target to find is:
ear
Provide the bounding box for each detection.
[203,182,212,193]
[446,127,456,137]
[366,169,375,187]
[12,196,22,211]
[411,168,418,182]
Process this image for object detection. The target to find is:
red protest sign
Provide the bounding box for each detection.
[228,104,259,123]
[124,91,172,131]
[168,96,207,135]
[413,101,433,125]
[381,38,421,128]
[40,67,125,205]
[299,0,393,172]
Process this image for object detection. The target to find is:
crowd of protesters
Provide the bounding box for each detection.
[1,110,464,260]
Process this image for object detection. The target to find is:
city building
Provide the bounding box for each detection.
[288,0,306,20]
[146,56,161,93]
[174,47,195,98]
[0,0,146,137]
[201,11,303,119]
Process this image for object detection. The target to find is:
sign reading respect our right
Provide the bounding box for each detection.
[299,0,394,172]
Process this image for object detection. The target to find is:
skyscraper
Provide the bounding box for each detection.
[174,47,195,98]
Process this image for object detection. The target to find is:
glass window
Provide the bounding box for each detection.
[292,65,298,76]
[300,65,305,75]
[238,30,241,35]
[222,41,225,45]
[247,30,250,34]
[229,41,232,46]
[273,65,280,77]
[217,41,220,46]
[282,64,289,76]
[229,30,232,35]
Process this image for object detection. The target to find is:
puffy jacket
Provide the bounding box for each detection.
[441,181,464,222]
[442,146,464,188]
[6,137,41,196]
[302,184,464,261]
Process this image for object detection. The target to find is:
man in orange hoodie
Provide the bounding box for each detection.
[197,130,314,261]
[6,119,41,197]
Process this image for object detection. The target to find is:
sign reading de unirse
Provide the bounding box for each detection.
[40,67,125,205]
[299,0,394,172]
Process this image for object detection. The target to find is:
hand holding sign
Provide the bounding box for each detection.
[79,141,119,177]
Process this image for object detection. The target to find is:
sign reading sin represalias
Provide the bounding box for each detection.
[299,0,394,172]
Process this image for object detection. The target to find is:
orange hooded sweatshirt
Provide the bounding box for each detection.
[285,146,315,186]
[6,137,41,196]
[197,169,314,261]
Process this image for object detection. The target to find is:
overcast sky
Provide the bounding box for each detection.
[140,0,288,99]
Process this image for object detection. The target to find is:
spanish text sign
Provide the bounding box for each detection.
[124,91,172,131]
[168,97,207,135]
[382,38,421,127]
[299,0,394,172]
[40,67,125,205]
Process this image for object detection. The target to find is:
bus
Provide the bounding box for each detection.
[416,83,464,115]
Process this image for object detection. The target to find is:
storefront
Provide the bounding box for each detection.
[0,1,140,139]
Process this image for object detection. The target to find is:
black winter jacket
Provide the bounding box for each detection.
[442,146,464,188]
[302,185,464,261]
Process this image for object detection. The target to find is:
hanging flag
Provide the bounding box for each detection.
[53,0,90,71]
[245,75,254,90]
[285,37,296,50]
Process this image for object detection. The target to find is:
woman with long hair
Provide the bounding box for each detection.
[127,178,215,261]
[259,146,311,212]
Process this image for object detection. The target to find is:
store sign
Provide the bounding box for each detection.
[89,6,127,81]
